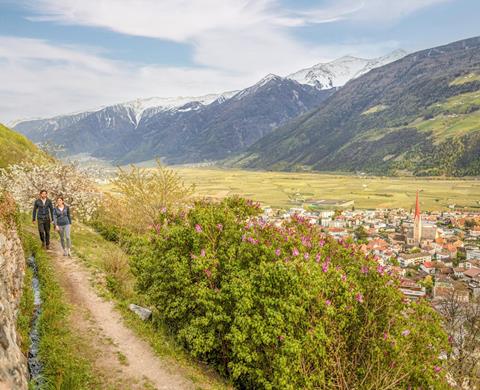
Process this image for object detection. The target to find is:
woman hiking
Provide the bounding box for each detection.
[53,196,72,256]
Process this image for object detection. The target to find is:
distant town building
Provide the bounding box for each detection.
[413,190,422,245]
[398,252,432,268]
[466,246,480,261]
[406,191,438,247]
[399,279,426,300]
[306,199,354,209]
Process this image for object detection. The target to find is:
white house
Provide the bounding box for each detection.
[398,252,432,268]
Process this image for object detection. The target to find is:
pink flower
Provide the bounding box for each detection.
[278,335,285,342]
[401,329,410,337]
[275,248,281,256]
[325,299,331,306]
[301,236,312,247]
[341,274,347,282]
[377,265,385,275]
[200,249,206,257]
[204,268,212,278]
[315,254,321,263]
[355,293,364,303]
[292,247,299,256]
[195,224,202,233]
[322,261,329,273]
[383,332,388,340]
[304,253,310,260]
[242,234,247,242]
[434,366,441,373]
[161,207,167,214]
[361,266,369,274]
[216,223,223,231]
[190,253,197,260]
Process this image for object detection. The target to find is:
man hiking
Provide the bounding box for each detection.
[32,189,54,250]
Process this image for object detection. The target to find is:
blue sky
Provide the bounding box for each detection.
[0,0,479,121]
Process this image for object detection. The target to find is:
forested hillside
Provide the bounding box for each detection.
[231,37,480,176]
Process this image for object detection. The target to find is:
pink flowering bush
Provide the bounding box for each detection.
[132,197,449,389]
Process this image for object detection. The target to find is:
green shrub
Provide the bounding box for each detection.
[132,197,449,389]
[103,250,135,300]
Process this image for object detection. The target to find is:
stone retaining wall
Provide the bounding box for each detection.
[0,211,28,389]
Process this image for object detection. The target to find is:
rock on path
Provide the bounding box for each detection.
[49,241,195,390]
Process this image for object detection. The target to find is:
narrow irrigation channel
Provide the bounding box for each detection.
[27,255,43,387]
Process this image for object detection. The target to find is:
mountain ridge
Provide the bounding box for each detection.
[14,76,333,164]
[229,36,480,176]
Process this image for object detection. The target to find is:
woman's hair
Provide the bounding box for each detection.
[57,196,64,202]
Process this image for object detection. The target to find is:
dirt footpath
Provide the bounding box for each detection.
[49,240,195,390]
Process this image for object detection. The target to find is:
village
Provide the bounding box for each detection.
[260,192,480,304]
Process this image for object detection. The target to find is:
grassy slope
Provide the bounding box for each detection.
[0,123,49,168]
[72,223,230,390]
[360,90,480,142]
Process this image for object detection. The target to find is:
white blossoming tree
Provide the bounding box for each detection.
[0,160,100,220]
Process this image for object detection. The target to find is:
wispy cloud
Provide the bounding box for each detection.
[0,36,253,122]
[25,0,452,34]
[1,0,451,121]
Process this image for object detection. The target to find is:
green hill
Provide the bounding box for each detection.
[0,123,49,168]
[230,36,480,176]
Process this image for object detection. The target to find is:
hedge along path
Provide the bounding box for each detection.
[48,239,195,390]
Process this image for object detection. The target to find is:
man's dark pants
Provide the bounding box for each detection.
[37,218,51,247]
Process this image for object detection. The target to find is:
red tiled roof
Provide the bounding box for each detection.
[464,268,480,278]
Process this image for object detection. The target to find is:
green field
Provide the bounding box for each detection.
[171,167,480,211]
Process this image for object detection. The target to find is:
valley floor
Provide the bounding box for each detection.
[167,168,480,211]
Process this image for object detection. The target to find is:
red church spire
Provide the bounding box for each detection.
[415,190,421,219]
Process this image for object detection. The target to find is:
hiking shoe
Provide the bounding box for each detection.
[63,250,68,256]
[46,245,50,250]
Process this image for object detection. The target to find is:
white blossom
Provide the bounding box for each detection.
[0,161,101,220]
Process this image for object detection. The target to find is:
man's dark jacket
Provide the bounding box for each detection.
[32,198,54,221]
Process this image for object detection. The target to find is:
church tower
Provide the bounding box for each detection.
[413,190,422,246]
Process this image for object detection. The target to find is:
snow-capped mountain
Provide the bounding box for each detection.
[122,91,239,125]
[287,49,407,89]
[14,76,332,164]
[13,49,407,164]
